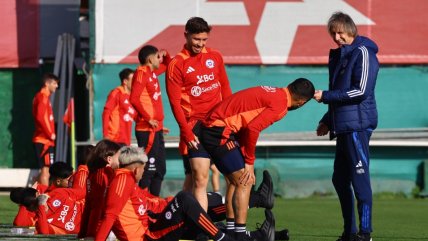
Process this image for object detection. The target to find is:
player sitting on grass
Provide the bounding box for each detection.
[10,161,75,227]
[95,146,276,241]
[11,162,86,235]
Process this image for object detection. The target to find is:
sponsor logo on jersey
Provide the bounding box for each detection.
[124,99,129,104]
[123,113,132,122]
[206,59,214,68]
[261,86,277,92]
[52,199,61,207]
[153,91,161,101]
[191,83,220,97]
[64,204,78,231]
[196,72,214,85]
[186,66,195,74]
[58,205,70,223]
[65,221,75,231]
[128,107,135,115]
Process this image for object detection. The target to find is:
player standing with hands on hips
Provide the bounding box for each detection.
[313,11,378,241]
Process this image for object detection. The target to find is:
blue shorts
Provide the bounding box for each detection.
[182,120,210,174]
[212,148,245,175]
[200,125,245,175]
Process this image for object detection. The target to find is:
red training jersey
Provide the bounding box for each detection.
[13,183,48,227]
[32,87,55,146]
[79,166,115,238]
[130,58,170,132]
[166,46,232,144]
[204,86,291,165]
[35,187,86,234]
[95,168,169,241]
[69,165,89,192]
[102,85,136,145]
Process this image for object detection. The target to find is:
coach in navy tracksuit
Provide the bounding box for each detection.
[313,12,378,241]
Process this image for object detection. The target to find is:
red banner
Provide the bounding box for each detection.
[0,0,39,68]
[97,0,428,65]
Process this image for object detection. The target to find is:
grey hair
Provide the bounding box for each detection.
[118,146,148,167]
[327,11,358,37]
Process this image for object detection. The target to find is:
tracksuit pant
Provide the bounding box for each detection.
[333,130,373,235]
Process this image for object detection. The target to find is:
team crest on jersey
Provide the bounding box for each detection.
[206,59,214,68]
[261,86,277,93]
[49,114,54,121]
[138,204,146,215]
[165,211,172,220]
[149,157,155,163]
[52,199,61,207]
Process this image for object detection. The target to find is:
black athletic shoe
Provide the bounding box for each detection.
[255,170,274,209]
[336,233,358,241]
[356,232,372,241]
[255,209,275,241]
[274,229,289,240]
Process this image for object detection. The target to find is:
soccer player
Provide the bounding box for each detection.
[313,12,379,241]
[95,146,275,241]
[166,16,232,212]
[68,144,93,192]
[102,68,136,146]
[32,73,59,186]
[16,186,85,235]
[130,45,171,196]
[11,161,76,228]
[200,78,315,241]
[78,139,121,238]
[12,161,86,234]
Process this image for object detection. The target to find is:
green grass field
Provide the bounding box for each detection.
[1,195,427,240]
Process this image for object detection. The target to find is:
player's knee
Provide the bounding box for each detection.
[176,191,193,203]
[193,172,209,187]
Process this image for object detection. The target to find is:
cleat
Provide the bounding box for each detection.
[336,233,358,241]
[247,209,276,241]
[255,170,274,209]
[258,209,275,241]
[274,229,289,240]
[356,232,372,241]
